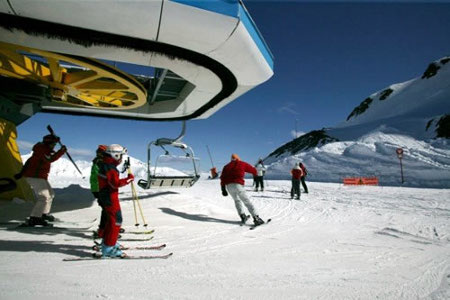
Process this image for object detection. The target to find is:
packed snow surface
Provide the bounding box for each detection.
[0,175,449,299]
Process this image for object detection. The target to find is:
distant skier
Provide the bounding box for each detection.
[290,163,304,200]
[299,162,309,193]
[97,144,134,257]
[220,153,265,226]
[254,159,266,192]
[90,144,107,239]
[19,134,66,226]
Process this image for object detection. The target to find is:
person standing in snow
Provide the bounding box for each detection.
[220,153,265,226]
[19,134,67,226]
[97,144,134,257]
[90,144,107,239]
[299,162,309,193]
[290,163,304,200]
[254,159,266,192]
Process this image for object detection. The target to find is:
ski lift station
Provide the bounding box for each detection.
[0,0,274,199]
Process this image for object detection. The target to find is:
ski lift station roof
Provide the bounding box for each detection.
[0,0,274,123]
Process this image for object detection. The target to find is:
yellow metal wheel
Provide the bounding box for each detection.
[0,42,146,110]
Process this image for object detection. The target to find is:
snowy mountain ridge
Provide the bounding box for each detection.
[342,56,450,132]
[265,56,450,188]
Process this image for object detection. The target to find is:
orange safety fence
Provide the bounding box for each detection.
[343,177,379,185]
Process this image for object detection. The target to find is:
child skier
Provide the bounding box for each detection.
[220,153,265,226]
[97,144,134,257]
[90,144,107,239]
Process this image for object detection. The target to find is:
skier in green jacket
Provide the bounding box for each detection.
[90,145,107,239]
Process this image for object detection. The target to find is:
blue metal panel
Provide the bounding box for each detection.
[238,4,274,70]
[170,0,274,70]
[170,0,240,18]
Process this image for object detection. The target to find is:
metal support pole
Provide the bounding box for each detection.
[399,158,404,184]
[396,148,404,184]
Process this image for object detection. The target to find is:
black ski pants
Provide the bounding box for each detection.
[255,176,264,191]
[291,179,300,199]
[301,177,308,193]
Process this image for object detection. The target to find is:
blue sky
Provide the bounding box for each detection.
[17,1,450,172]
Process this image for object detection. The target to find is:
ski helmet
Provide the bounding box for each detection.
[96,144,107,154]
[105,144,127,162]
[43,134,59,145]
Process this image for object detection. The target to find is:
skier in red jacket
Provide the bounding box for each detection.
[220,154,265,226]
[97,144,134,258]
[290,163,304,200]
[20,134,66,226]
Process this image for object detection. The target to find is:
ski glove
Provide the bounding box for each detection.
[126,174,134,184]
[60,145,67,153]
[221,185,228,197]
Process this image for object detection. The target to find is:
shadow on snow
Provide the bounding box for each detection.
[159,207,241,225]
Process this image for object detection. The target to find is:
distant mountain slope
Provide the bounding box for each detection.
[341,56,450,135]
[265,56,450,188]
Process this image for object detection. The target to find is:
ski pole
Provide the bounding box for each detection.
[127,159,148,227]
[133,184,148,227]
[124,158,139,226]
[131,186,139,226]
[47,125,84,178]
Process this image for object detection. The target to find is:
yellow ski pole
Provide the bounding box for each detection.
[127,162,148,227]
[134,185,148,227]
[131,182,139,226]
[125,158,139,226]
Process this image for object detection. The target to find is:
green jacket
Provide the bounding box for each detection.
[90,156,102,192]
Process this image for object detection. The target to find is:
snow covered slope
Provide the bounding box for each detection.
[265,57,450,188]
[0,179,449,299]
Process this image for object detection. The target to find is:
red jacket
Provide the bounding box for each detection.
[98,156,133,208]
[220,160,257,186]
[300,164,308,177]
[291,168,303,180]
[22,143,65,179]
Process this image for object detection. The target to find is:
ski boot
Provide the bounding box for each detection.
[252,215,265,226]
[24,216,52,227]
[239,213,250,225]
[42,213,56,222]
[101,243,125,258]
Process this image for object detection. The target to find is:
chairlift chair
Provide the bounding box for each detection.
[138,122,200,189]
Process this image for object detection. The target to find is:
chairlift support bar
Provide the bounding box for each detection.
[138,121,200,189]
[149,69,168,105]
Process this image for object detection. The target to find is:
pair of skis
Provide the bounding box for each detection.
[92,241,166,251]
[64,252,173,261]
[94,228,155,238]
[240,215,272,230]
[249,218,272,230]
[65,242,172,261]
[14,217,98,230]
